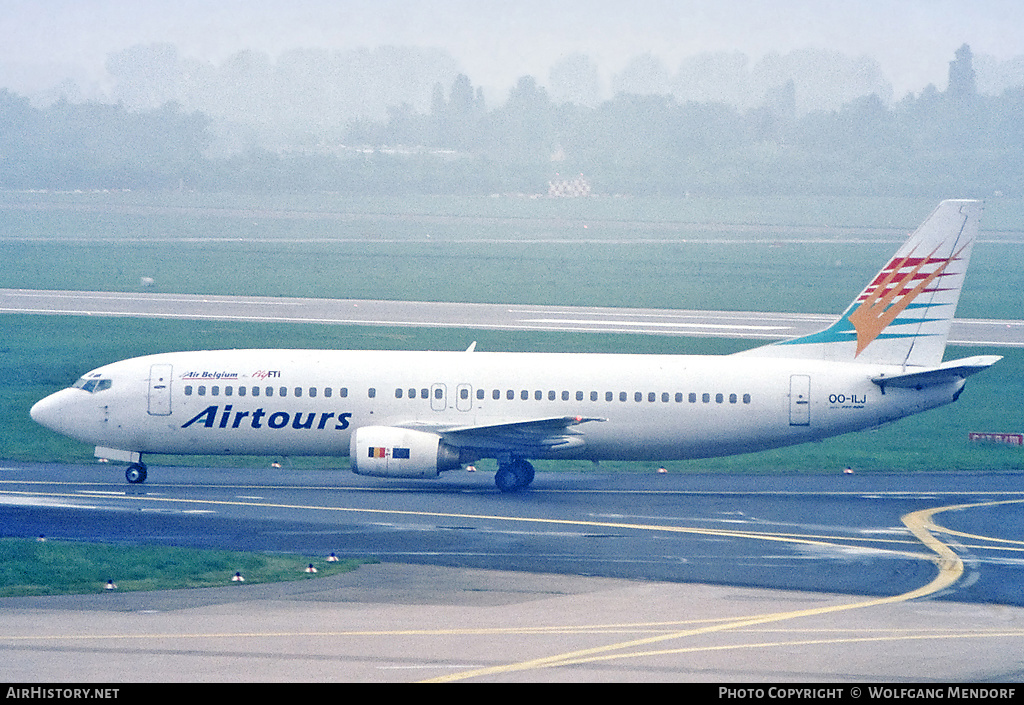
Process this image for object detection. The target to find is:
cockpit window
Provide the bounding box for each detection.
[73,378,112,393]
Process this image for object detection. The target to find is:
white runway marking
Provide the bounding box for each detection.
[0,289,1020,346]
[519,318,793,331]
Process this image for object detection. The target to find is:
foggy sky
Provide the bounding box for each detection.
[3,0,1022,100]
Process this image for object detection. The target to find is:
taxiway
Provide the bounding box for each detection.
[2,464,1023,682]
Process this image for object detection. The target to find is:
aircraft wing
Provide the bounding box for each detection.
[871,355,1002,390]
[400,416,606,455]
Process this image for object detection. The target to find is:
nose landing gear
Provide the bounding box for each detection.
[125,462,148,484]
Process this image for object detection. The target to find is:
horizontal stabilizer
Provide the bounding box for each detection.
[871,355,1002,390]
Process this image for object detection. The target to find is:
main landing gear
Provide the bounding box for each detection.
[494,458,534,493]
[125,462,148,484]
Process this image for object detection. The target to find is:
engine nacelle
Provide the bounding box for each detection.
[349,426,463,478]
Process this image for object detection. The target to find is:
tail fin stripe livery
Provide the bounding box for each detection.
[848,241,970,356]
[856,249,967,301]
[857,258,963,298]
[742,199,981,368]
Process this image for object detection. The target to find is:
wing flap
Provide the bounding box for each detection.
[399,415,605,455]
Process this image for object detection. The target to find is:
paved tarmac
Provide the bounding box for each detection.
[2,464,1024,682]
[4,562,1024,683]
[1,288,1022,346]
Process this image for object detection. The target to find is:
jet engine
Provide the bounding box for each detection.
[349,426,463,478]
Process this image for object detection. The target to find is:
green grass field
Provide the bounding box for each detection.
[0,538,365,597]
[3,190,1022,317]
[3,190,1021,474]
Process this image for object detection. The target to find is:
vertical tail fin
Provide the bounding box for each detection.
[741,199,982,366]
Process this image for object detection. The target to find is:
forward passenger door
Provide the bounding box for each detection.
[148,364,173,416]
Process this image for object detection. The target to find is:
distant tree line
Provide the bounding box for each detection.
[0,92,211,190]
[1,44,1022,197]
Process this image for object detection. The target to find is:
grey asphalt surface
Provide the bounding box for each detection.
[1,288,1022,345]
[4,562,1024,683]
[2,463,1023,682]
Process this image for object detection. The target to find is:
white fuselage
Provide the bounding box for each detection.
[31,348,962,462]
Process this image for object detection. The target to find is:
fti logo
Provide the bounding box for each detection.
[847,242,967,356]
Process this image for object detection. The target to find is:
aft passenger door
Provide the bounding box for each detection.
[789,374,810,426]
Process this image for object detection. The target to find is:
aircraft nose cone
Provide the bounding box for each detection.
[30,391,68,433]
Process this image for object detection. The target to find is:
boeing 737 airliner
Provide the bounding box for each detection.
[31,200,1000,491]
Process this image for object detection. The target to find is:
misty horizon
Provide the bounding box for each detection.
[5,40,1024,126]
[3,1,1024,110]
[3,2,1022,199]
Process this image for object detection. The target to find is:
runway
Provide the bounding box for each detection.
[2,463,1023,682]
[1,288,1022,346]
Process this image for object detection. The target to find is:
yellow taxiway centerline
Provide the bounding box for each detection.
[422,498,1024,682]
